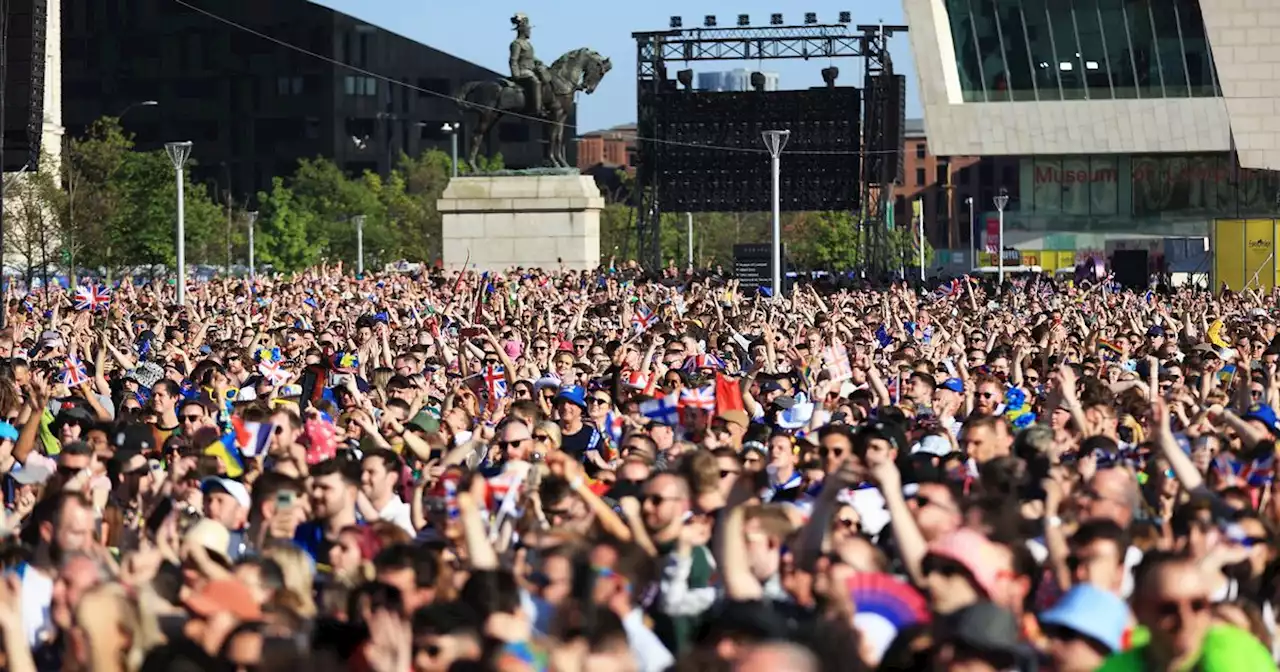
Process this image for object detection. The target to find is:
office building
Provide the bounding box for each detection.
[60,0,554,203]
[902,0,1280,265]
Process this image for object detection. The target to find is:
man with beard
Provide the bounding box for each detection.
[17,492,95,657]
[294,457,360,565]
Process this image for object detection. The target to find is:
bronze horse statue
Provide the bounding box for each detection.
[456,48,611,171]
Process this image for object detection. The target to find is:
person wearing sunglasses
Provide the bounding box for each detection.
[1100,552,1273,671]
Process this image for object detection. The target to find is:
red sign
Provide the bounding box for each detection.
[985,214,1000,254]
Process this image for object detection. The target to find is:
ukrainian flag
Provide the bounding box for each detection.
[204,432,246,479]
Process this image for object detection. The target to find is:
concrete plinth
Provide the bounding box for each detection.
[438,174,604,271]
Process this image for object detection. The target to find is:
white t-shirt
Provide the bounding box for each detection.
[377,496,415,537]
[20,565,53,648]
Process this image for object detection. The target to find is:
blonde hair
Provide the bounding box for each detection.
[535,421,562,450]
[262,543,318,618]
[76,583,162,672]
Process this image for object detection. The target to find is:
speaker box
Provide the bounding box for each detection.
[1,0,47,172]
[1111,250,1149,289]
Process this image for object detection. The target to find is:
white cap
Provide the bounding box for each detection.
[201,477,250,509]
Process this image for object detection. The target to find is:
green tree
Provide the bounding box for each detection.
[255,177,320,272]
[61,117,135,277]
[112,149,223,272]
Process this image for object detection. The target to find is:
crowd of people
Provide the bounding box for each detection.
[0,262,1274,672]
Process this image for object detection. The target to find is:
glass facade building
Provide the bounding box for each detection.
[944,0,1220,103]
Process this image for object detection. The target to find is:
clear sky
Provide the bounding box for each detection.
[312,0,918,133]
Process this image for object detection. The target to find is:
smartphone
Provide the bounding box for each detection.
[275,490,296,512]
[145,498,174,537]
[459,327,483,338]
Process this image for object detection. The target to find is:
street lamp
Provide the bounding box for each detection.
[993,187,1010,286]
[117,100,158,119]
[442,123,460,177]
[965,196,975,272]
[761,129,790,297]
[165,141,193,306]
[247,211,258,279]
[353,215,366,278]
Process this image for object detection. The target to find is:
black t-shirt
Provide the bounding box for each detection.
[560,423,602,463]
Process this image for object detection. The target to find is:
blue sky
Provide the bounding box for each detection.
[313,0,918,132]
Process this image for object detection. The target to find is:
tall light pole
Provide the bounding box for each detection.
[993,187,1010,286]
[116,100,158,120]
[165,142,193,306]
[687,212,693,268]
[442,123,459,177]
[247,211,258,279]
[965,196,975,272]
[761,129,790,297]
[353,215,366,278]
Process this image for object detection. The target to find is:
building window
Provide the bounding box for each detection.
[277,76,304,96]
[915,167,927,187]
[915,143,926,159]
[343,76,377,97]
[936,163,949,185]
[943,0,1220,102]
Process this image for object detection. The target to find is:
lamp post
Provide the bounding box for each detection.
[353,215,366,278]
[761,129,791,297]
[116,100,158,120]
[965,196,975,272]
[687,213,693,268]
[247,211,258,279]
[165,142,193,306]
[993,187,1010,286]
[442,123,460,177]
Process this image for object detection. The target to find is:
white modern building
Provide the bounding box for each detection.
[900,0,1280,259]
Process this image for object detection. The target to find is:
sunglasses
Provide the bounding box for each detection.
[587,398,609,406]
[1153,597,1210,620]
[180,414,202,422]
[534,434,551,441]
[643,494,678,506]
[820,447,846,458]
[496,439,528,450]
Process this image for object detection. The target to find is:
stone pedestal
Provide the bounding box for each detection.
[438,174,604,271]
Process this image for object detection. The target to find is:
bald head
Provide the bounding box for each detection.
[1088,469,1138,526]
[734,642,818,672]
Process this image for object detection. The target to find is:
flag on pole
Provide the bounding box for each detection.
[678,385,716,412]
[73,284,111,311]
[640,396,680,426]
[483,364,508,401]
[62,357,91,388]
[631,305,657,332]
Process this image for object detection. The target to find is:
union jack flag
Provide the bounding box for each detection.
[683,353,726,373]
[62,357,90,388]
[257,360,290,385]
[822,345,853,382]
[74,284,111,311]
[678,385,716,411]
[932,279,963,301]
[483,364,508,400]
[1211,455,1273,488]
[632,305,656,332]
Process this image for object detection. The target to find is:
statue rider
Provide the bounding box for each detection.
[509,13,554,118]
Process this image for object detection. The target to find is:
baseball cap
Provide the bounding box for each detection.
[1244,403,1280,434]
[926,528,1005,597]
[554,385,588,410]
[184,578,262,622]
[201,477,251,510]
[940,378,965,394]
[1038,584,1129,653]
[716,409,750,428]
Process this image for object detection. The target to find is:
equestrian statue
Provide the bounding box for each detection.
[456,13,611,171]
